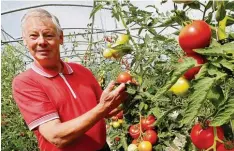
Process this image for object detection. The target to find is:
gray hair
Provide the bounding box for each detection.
[21,8,62,35]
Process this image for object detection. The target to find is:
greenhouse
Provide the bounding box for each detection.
[1,1,234,151]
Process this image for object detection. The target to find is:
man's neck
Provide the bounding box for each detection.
[34,60,63,73]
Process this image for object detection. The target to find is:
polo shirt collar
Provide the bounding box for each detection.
[31,60,73,78]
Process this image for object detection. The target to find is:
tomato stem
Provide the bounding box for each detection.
[139,112,144,141]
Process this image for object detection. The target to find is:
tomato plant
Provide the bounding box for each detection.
[138,141,152,151]
[179,20,212,54]
[129,124,141,139]
[88,1,234,151]
[116,71,132,83]
[143,130,158,145]
[190,122,224,150]
[141,115,156,131]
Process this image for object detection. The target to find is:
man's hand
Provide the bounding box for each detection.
[99,81,128,115]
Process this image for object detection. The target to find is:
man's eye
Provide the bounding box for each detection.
[30,35,37,37]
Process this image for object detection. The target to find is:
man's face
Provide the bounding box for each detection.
[23,17,63,66]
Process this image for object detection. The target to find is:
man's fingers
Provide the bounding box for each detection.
[105,80,116,92]
[113,83,126,94]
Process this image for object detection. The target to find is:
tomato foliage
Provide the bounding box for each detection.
[88,1,234,151]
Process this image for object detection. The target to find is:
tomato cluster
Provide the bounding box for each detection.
[110,110,124,129]
[190,121,229,150]
[128,115,158,151]
[178,20,211,80]
[103,34,130,59]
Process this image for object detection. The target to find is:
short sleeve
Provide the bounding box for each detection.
[12,76,59,130]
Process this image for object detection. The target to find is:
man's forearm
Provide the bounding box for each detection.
[39,103,107,148]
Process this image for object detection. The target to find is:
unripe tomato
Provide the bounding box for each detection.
[117,72,132,83]
[118,119,123,124]
[110,48,123,59]
[190,122,224,150]
[128,144,138,151]
[169,77,190,96]
[129,124,141,139]
[116,34,129,45]
[179,54,206,80]
[112,121,121,128]
[179,20,211,54]
[143,130,158,145]
[103,48,113,58]
[138,141,152,151]
[141,115,156,131]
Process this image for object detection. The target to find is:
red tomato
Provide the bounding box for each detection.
[116,71,132,83]
[115,137,120,142]
[141,115,156,131]
[179,20,211,54]
[190,122,224,150]
[143,130,158,145]
[217,141,234,151]
[179,53,206,80]
[129,124,141,139]
[116,110,123,119]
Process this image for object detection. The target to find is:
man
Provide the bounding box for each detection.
[12,8,127,151]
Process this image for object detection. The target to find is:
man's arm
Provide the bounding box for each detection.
[39,81,127,148]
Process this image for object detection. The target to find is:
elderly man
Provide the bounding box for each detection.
[12,8,127,151]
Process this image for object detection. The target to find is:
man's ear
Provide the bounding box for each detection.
[23,38,27,47]
[59,31,64,45]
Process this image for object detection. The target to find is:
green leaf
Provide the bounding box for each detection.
[153,57,196,100]
[205,1,213,9]
[195,63,208,80]
[155,106,181,127]
[195,43,234,58]
[181,77,216,125]
[215,2,226,22]
[220,59,234,71]
[150,107,163,118]
[207,85,224,107]
[226,1,234,10]
[111,44,133,54]
[139,102,145,111]
[89,4,103,19]
[210,98,234,126]
[187,1,200,10]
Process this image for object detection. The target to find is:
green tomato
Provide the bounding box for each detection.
[112,121,121,128]
[103,48,113,59]
[116,34,129,45]
[128,144,138,151]
[169,77,190,96]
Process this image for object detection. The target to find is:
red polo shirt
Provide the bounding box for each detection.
[12,61,106,151]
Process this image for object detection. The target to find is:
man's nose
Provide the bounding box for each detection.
[37,35,48,47]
